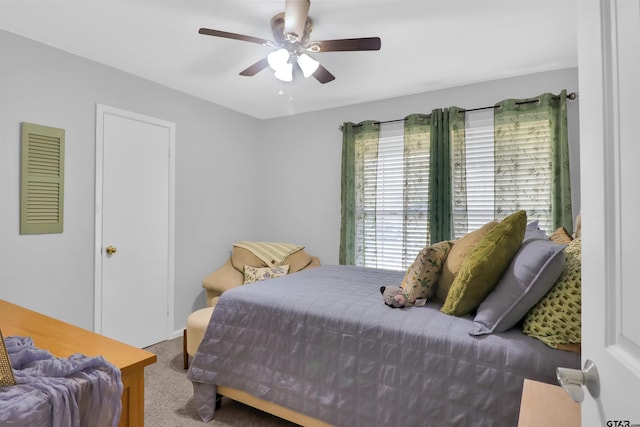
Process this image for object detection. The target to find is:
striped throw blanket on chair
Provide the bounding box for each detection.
[233,241,304,266]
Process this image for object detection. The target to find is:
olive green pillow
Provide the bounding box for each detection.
[436,221,499,302]
[441,210,527,316]
[522,238,581,348]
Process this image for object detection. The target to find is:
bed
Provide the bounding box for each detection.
[187,263,580,426]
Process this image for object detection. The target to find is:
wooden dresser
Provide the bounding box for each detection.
[0,299,157,427]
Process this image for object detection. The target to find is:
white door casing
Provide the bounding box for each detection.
[578,0,640,425]
[94,104,175,348]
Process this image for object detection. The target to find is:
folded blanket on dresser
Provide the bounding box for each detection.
[0,336,123,427]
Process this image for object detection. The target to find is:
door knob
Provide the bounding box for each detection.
[105,245,117,255]
[556,359,600,402]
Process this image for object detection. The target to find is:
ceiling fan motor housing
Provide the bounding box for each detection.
[271,13,315,53]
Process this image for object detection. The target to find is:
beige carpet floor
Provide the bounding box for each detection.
[143,337,298,427]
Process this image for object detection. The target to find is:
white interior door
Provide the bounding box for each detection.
[578,0,640,424]
[95,105,175,348]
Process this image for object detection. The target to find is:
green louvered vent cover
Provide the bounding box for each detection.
[20,122,65,234]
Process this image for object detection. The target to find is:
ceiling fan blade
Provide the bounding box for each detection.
[312,64,335,84]
[199,28,271,46]
[284,0,310,41]
[239,58,270,77]
[313,37,381,52]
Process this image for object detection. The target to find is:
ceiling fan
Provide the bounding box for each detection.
[199,0,381,84]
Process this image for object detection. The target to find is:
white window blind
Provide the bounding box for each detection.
[453,109,554,236]
[494,117,553,233]
[453,110,552,238]
[357,122,429,271]
[453,110,496,237]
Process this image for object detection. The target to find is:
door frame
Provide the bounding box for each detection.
[94,104,176,341]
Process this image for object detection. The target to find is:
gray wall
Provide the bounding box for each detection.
[0,29,580,337]
[0,30,260,333]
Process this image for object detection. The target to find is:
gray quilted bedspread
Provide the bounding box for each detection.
[188,265,580,427]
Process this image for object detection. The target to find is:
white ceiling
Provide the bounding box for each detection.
[0,0,578,119]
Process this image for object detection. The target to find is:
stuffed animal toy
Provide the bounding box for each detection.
[380,285,409,308]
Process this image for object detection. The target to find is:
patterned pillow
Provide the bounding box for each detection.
[441,210,527,316]
[400,240,453,303]
[549,226,573,244]
[243,265,290,284]
[522,238,581,348]
[0,328,16,386]
[573,213,582,239]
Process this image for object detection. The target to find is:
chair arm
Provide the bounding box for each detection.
[202,258,243,305]
[305,256,321,270]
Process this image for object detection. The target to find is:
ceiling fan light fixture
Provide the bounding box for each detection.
[274,62,293,82]
[267,48,290,71]
[297,53,319,78]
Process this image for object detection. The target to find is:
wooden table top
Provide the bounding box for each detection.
[0,299,156,375]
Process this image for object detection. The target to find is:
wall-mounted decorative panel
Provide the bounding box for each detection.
[20,122,65,234]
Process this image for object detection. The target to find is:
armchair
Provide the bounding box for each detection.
[201,243,320,306]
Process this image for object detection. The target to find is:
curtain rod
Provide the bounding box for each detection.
[341,92,577,130]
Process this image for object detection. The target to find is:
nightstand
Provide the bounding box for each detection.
[518,378,580,427]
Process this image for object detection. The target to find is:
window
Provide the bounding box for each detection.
[352,108,559,270]
[452,110,495,236]
[355,122,429,270]
[452,109,554,237]
[353,121,432,270]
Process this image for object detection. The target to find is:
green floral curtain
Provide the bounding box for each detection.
[451,108,469,235]
[429,107,465,242]
[494,90,572,232]
[339,121,380,265]
[403,114,431,254]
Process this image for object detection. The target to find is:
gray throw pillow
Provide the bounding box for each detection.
[470,238,566,335]
[524,220,548,241]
